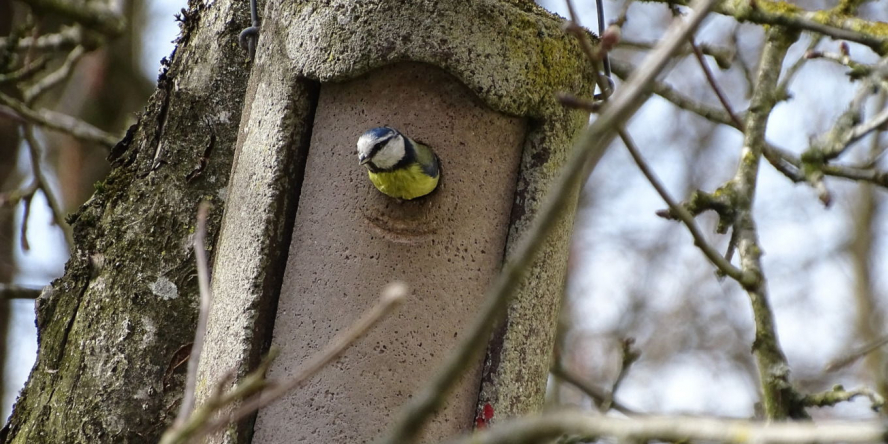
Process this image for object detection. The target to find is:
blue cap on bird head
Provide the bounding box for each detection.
[357,127,401,166]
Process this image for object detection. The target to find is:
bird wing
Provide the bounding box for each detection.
[413,141,440,178]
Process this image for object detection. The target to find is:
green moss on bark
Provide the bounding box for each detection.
[3,0,254,441]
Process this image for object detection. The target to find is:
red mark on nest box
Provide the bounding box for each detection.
[474,403,495,429]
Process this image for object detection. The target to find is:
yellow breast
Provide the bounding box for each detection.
[368,164,440,200]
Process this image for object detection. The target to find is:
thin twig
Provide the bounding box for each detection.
[174,201,214,427]
[551,363,637,415]
[765,143,888,188]
[648,0,888,56]
[774,36,822,101]
[806,48,873,80]
[618,39,735,69]
[688,38,744,129]
[159,350,278,444]
[377,1,721,442]
[20,191,34,251]
[0,91,118,148]
[602,338,640,412]
[192,282,408,441]
[23,45,86,104]
[441,412,887,444]
[0,26,84,52]
[0,283,43,300]
[557,92,602,112]
[612,57,888,191]
[619,128,750,283]
[21,125,74,249]
[801,385,884,411]
[610,59,740,128]
[19,0,125,36]
[825,333,888,372]
[800,61,888,203]
[847,106,888,146]
[0,181,39,208]
[806,62,888,162]
[0,56,49,84]
[730,26,756,96]
[563,0,613,99]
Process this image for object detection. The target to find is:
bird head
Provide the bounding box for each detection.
[357,127,406,171]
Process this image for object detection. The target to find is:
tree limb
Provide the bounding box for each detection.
[731,26,802,419]
[642,0,888,56]
[0,91,119,148]
[20,0,124,36]
[441,412,887,444]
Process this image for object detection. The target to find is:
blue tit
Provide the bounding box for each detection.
[356,127,441,200]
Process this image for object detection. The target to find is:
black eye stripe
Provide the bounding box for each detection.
[369,140,386,156]
[368,134,396,157]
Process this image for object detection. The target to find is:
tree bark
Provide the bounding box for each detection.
[2,0,253,440]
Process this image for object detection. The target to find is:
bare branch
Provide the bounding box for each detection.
[802,385,884,411]
[805,63,888,162]
[619,39,735,69]
[731,26,756,95]
[22,125,74,249]
[161,283,405,444]
[610,59,740,128]
[622,128,751,283]
[774,36,822,102]
[825,333,888,372]
[192,282,408,441]
[731,26,801,419]
[0,56,49,84]
[557,92,602,113]
[807,48,874,80]
[601,338,640,412]
[687,37,744,129]
[0,284,43,300]
[0,91,119,148]
[159,350,278,444]
[23,45,86,104]
[441,412,887,444]
[20,0,124,36]
[0,26,84,52]
[174,202,214,427]
[550,364,638,415]
[646,0,888,56]
[612,57,888,192]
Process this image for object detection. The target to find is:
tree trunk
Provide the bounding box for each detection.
[2,0,253,440]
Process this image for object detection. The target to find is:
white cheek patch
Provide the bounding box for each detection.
[372,136,406,169]
[356,134,377,158]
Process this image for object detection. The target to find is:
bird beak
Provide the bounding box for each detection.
[359,155,370,165]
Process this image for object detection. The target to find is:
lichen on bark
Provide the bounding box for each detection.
[3,0,255,441]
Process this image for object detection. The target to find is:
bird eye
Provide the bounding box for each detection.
[370,140,387,156]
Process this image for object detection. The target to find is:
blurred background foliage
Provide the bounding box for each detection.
[545,0,887,421]
[0,0,885,426]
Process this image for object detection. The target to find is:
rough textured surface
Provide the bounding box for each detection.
[196,0,596,441]
[2,0,254,442]
[194,33,319,444]
[252,62,526,443]
[278,0,592,120]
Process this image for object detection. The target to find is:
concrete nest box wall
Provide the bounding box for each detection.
[195,1,596,442]
[254,62,526,442]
